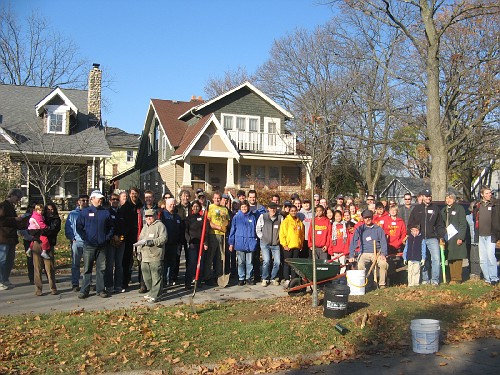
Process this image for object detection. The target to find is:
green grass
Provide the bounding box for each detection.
[1,282,498,374]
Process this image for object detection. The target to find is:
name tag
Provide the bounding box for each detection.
[197,217,202,221]
[111,215,115,219]
[392,222,397,225]
[317,230,322,235]
[379,220,384,225]
[273,225,279,229]
[488,207,492,211]
[451,211,456,215]
[249,219,253,223]
[427,210,433,214]
[366,236,372,241]
[89,213,94,217]
[176,220,180,224]
[148,233,154,238]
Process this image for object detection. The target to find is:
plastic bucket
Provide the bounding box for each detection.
[323,284,350,319]
[346,269,366,295]
[410,319,440,354]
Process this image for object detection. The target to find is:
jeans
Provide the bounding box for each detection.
[478,236,499,283]
[237,251,253,280]
[81,244,107,295]
[185,243,203,286]
[261,243,280,281]
[0,243,15,284]
[71,241,84,287]
[105,242,125,290]
[422,238,440,284]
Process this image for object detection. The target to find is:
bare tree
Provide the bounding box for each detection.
[0,6,87,87]
[333,0,500,199]
[203,66,253,98]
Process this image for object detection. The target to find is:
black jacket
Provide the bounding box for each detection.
[408,203,445,240]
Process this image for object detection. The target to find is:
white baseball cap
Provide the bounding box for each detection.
[90,190,104,199]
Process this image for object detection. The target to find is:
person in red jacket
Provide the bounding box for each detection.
[329,210,349,268]
[383,206,407,255]
[373,202,389,227]
[308,205,332,260]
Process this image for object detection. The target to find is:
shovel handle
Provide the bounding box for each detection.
[194,209,208,282]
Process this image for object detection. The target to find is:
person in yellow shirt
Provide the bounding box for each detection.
[279,205,304,288]
[204,192,229,285]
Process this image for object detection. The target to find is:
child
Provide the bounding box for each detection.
[28,203,51,259]
[308,205,331,260]
[403,224,426,287]
[329,210,348,271]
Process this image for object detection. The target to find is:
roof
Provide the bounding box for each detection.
[150,98,203,148]
[381,176,461,197]
[0,84,111,157]
[178,81,294,120]
[105,126,140,148]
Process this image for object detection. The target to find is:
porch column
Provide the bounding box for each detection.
[182,156,191,187]
[225,158,235,189]
[305,161,312,190]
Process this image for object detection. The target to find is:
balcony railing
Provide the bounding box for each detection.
[226,130,296,155]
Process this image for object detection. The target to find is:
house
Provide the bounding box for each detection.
[0,64,111,209]
[132,81,310,198]
[102,126,140,193]
[380,176,461,204]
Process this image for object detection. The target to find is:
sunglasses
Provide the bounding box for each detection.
[111,198,119,201]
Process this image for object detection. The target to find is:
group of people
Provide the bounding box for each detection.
[0,185,498,301]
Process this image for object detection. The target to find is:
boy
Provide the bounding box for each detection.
[403,224,426,287]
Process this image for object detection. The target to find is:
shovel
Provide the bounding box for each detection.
[440,240,447,284]
[189,210,208,313]
[217,237,230,287]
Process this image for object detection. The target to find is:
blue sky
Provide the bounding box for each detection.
[10,1,334,134]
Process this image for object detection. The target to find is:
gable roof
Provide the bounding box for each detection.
[0,84,111,157]
[151,98,203,148]
[171,113,239,161]
[178,81,294,120]
[105,126,140,148]
[35,87,78,116]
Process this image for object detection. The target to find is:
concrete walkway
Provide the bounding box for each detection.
[0,273,288,316]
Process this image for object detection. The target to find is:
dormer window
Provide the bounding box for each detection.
[45,105,68,134]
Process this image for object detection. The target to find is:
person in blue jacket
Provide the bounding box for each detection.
[228,200,258,285]
[76,190,114,299]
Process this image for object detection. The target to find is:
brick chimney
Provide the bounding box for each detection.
[88,63,102,125]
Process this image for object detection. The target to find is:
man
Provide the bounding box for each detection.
[349,209,389,288]
[281,201,292,218]
[313,194,320,207]
[175,189,192,282]
[441,193,467,284]
[105,193,126,293]
[256,202,283,286]
[76,190,114,299]
[0,189,29,290]
[373,202,389,227]
[161,198,181,286]
[247,189,266,281]
[319,198,328,209]
[293,198,302,211]
[196,190,209,212]
[308,205,331,260]
[398,192,414,226]
[65,194,89,291]
[237,190,246,202]
[383,206,407,255]
[336,194,345,209]
[408,189,446,285]
[272,194,281,206]
[205,192,229,285]
[120,187,143,291]
[473,186,498,286]
[365,195,375,209]
[298,198,313,258]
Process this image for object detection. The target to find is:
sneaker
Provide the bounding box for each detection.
[238,280,245,286]
[26,249,32,257]
[272,279,280,286]
[143,294,151,299]
[146,296,157,303]
[283,280,290,288]
[469,274,480,281]
[35,290,42,296]
[41,251,50,260]
[0,283,8,291]
[72,286,81,292]
[78,293,88,299]
[51,289,58,295]
[3,280,14,287]
[261,280,269,287]
[97,291,110,298]
[90,285,96,292]
[247,279,256,285]
[491,280,498,286]
[139,287,148,294]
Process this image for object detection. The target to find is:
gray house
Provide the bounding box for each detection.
[0,64,111,208]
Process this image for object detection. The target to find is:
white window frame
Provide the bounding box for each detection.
[126,150,134,162]
[222,113,260,132]
[264,117,281,134]
[46,105,69,134]
[162,135,167,160]
[49,166,79,198]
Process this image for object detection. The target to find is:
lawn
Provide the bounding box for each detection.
[0,282,498,374]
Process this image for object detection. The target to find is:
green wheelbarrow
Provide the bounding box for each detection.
[285,258,343,296]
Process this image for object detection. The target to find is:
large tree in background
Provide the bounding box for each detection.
[0,5,87,87]
[204,66,253,98]
[336,0,500,199]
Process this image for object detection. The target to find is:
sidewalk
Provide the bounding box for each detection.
[0,273,288,316]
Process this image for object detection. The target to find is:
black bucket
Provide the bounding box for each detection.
[323,284,350,319]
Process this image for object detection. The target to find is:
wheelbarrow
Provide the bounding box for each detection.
[285,258,342,296]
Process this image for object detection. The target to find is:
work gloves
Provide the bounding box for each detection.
[145,240,154,247]
[420,259,426,266]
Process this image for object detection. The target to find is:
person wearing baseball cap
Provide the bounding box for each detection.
[76,190,114,299]
[349,208,389,289]
[408,188,446,285]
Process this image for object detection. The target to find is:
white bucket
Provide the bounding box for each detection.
[410,319,440,354]
[346,269,366,295]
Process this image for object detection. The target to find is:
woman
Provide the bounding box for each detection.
[326,207,335,224]
[279,205,305,287]
[32,203,61,296]
[184,200,208,289]
[228,201,258,285]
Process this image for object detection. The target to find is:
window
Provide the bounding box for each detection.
[126,150,134,162]
[255,166,265,183]
[269,166,279,186]
[162,135,167,160]
[63,168,79,197]
[49,114,63,133]
[148,134,152,156]
[268,122,277,133]
[240,165,251,187]
[45,105,69,134]
[282,166,301,185]
[154,124,160,151]
[223,116,233,130]
[191,164,206,181]
[236,117,246,130]
[249,118,258,132]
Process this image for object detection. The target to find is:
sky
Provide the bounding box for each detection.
[9,0,334,135]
